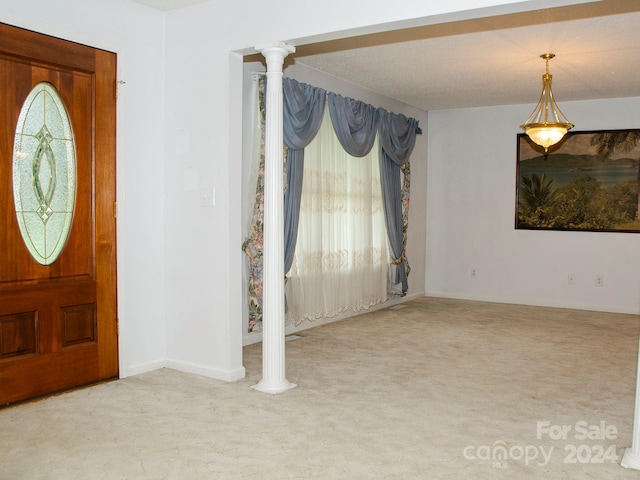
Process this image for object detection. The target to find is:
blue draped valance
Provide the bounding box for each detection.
[282,78,326,274]
[377,109,421,293]
[327,92,378,157]
[281,77,421,294]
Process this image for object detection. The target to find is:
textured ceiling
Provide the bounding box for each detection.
[134,0,640,112]
[292,0,640,111]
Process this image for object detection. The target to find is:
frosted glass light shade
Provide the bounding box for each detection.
[522,124,571,151]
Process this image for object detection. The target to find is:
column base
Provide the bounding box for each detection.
[620,448,640,470]
[621,448,640,470]
[251,380,297,395]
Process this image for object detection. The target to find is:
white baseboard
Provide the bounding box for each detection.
[122,358,245,382]
[243,291,425,346]
[425,290,640,315]
[122,358,167,378]
[165,358,246,382]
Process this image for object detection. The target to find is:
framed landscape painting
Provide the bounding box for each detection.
[516,129,640,232]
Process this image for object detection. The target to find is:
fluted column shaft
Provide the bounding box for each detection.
[252,43,296,394]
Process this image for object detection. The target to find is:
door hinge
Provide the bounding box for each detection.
[115,80,126,99]
[114,201,118,219]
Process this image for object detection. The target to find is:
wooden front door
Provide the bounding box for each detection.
[0,23,118,405]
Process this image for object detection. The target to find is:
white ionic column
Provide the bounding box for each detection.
[622,336,640,469]
[252,42,296,394]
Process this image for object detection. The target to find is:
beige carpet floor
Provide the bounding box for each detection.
[3,297,640,479]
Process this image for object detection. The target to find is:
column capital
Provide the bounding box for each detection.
[255,42,296,62]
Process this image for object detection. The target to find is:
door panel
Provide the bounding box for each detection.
[0,23,117,405]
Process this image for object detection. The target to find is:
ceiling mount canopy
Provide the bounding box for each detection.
[520,53,574,152]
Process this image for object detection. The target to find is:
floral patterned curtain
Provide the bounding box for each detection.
[400,161,411,280]
[241,77,265,332]
[242,78,289,332]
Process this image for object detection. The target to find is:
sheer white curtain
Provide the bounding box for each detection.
[285,108,390,323]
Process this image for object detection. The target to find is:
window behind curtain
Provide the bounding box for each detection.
[285,108,390,323]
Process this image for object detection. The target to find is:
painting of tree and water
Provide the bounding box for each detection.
[516,129,640,232]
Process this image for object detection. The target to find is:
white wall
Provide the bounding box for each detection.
[0,0,168,376]
[240,61,429,342]
[427,97,640,314]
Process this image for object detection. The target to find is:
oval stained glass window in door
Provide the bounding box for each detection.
[13,82,76,265]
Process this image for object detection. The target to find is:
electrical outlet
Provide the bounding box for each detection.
[471,268,477,279]
[595,275,603,287]
[568,273,576,285]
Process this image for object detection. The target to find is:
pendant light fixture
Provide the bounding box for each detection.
[520,53,574,152]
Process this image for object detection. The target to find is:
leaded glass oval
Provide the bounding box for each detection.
[13,82,76,265]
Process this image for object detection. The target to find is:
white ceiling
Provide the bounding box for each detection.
[131,0,207,10]
[134,0,640,112]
